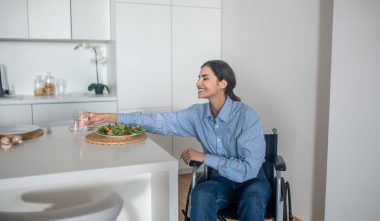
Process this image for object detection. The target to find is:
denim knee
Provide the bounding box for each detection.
[238,190,268,221]
[191,183,216,205]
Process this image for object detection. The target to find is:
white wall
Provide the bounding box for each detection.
[222,0,332,220]
[0,41,108,95]
[325,0,380,220]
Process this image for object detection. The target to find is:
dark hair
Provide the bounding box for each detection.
[201,60,241,101]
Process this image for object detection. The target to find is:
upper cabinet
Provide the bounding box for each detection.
[115,3,172,110]
[116,0,170,4]
[172,6,221,110]
[0,0,111,40]
[0,0,29,38]
[71,0,111,40]
[28,0,71,39]
[172,0,221,8]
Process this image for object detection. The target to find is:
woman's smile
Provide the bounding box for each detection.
[197,87,205,94]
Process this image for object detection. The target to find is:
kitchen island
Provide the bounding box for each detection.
[0,127,178,221]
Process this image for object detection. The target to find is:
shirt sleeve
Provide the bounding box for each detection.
[117,106,197,137]
[204,111,266,183]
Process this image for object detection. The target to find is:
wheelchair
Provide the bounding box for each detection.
[182,128,292,221]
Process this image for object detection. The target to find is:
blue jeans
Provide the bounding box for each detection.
[190,167,271,221]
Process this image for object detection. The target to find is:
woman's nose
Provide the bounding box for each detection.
[196,78,202,87]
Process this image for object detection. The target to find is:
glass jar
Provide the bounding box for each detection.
[43,72,55,96]
[33,75,44,96]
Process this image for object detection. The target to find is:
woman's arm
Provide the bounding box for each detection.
[114,105,200,137]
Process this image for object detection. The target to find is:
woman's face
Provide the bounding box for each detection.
[196,66,227,100]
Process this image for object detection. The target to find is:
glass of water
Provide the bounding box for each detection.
[71,110,89,134]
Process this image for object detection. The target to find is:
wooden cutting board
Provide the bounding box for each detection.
[85,132,147,145]
[0,129,44,140]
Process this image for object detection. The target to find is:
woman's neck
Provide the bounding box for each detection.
[210,94,227,118]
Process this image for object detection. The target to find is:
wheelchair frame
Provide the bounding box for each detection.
[182,128,289,221]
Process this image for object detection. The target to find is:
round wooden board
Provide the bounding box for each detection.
[85,132,147,145]
[0,129,44,140]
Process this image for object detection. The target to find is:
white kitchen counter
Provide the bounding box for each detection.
[0,127,178,221]
[0,93,116,106]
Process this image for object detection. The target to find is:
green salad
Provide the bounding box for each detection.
[97,123,145,136]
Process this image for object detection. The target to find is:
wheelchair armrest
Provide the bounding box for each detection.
[189,160,203,168]
[274,155,286,171]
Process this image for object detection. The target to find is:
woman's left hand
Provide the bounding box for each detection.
[180,148,205,165]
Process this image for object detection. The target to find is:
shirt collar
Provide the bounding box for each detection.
[206,96,233,122]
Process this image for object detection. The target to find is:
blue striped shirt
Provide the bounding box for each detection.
[118,96,266,182]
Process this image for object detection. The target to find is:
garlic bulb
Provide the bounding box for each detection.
[1,137,13,150]
[1,137,11,145]
[1,143,12,150]
[12,135,23,144]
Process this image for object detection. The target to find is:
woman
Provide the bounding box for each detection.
[87,60,271,221]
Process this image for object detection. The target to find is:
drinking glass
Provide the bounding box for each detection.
[56,79,66,96]
[71,110,89,134]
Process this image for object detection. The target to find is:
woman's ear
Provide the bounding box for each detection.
[220,80,228,88]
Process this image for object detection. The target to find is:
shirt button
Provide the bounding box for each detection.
[217,138,221,142]
[215,124,219,129]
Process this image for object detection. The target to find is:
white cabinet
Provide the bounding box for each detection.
[172,0,221,8]
[71,0,111,40]
[172,6,221,110]
[32,101,117,126]
[1,0,110,40]
[116,0,170,4]
[114,2,221,171]
[28,0,71,39]
[0,0,28,39]
[115,3,171,110]
[172,6,221,170]
[0,105,32,125]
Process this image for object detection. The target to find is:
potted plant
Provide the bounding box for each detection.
[74,43,110,94]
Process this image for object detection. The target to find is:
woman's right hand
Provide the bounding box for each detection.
[87,113,116,125]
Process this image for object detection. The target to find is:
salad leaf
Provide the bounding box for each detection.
[97,123,145,137]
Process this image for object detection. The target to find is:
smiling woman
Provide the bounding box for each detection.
[86,60,271,221]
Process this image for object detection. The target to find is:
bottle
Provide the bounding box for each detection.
[34,75,44,96]
[43,72,55,96]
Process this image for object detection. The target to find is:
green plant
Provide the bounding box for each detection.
[74,43,110,94]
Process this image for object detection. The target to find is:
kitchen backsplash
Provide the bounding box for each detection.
[0,41,109,95]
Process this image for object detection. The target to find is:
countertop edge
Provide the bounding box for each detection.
[0,95,117,105]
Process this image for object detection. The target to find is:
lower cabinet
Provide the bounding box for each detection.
[0,105,32,125]
[32,101,117,127]
[148,134,172,155]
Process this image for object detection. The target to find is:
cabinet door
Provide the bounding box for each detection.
[71,0,111,40]
[116,0,170,4]
[116,3,171,110]
[172,6,221,110]
[32,101,116,126]
[172,0,221,8]
[172,6,221,171]
[0,0,28,39]
[0,105,32,125]
[28,0,71,39]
